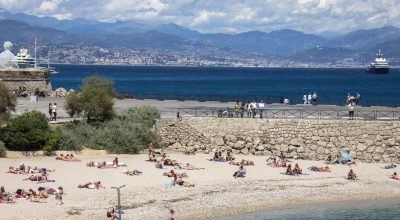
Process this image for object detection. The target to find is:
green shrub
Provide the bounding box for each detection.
[0,81,16,125]
[65,76,115,122]
[2,111,50,151]
[58,107,160,153]
[0,141,7,157]
[43,126,64,156]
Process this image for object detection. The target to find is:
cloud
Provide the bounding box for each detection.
[0,0,399,34]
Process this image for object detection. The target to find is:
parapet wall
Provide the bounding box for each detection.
[157,118,400,163]
[0,68,52,94]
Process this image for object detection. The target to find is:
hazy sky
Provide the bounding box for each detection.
[0,0,399,33]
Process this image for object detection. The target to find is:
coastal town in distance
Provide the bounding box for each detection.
[1,1,400,220]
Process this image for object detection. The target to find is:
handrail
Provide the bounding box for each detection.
[176,107,400,121]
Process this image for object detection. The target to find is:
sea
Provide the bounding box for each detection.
[211,199,400,220]
[51,65,400,107]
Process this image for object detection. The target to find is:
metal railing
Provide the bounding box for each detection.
[176,107,400,121]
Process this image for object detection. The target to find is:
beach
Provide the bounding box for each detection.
[0,153,399,220]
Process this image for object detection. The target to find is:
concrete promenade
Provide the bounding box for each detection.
[15,97,400,121]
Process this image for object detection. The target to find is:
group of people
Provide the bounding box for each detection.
[0,186,64,204]
[55,154,81,162]
[347,93,361,120]
[233,100,266,119]
[48,102,58,121]
[86,157,126,169]
[303,92,318,105]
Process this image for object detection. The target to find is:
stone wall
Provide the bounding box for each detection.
[157,118,400,163]
[0,68,52,93]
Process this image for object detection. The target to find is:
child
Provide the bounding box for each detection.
[55,186,64,205]
[168,209,175,220]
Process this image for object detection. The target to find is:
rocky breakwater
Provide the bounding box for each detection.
[157,118,400,163]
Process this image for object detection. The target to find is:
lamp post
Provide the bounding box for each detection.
[111,185,125,220]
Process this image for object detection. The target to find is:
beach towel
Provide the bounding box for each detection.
[341,151,352,161]
[165,182,174,187]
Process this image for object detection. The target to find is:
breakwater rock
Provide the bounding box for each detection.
[156,118,400,163]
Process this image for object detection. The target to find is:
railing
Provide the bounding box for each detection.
[176,107,400,121]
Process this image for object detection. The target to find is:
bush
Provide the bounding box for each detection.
[43,126,64,156]
[58,107,160,153]
[0,141,7,157]
[0,82,16,125]
[65,76,115,122]
[2,111,50,151]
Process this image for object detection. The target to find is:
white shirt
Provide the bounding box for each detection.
[258,102,265,108]
[251,102,257,109]
[52,105,57,113]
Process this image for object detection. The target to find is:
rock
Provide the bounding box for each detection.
[290,138,302,147]
[233,141,246,150]
[245,137,253,143]
[214,137,225,146]
[225,135,237,143]
[172,142,182,149]
[356,143,367,151]
[297,146,305,153]
[55,87,67,97]
[241,148,249,154]
[253,137,261,146]
[256,145,264,151]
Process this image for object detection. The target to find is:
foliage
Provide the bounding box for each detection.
[64,91,83,117]
[2,111,50,151]
[0,82,16,125]
[58,107,160,154]
[0,141,6,157]
[65,76,115,122]
[43,126,63,156]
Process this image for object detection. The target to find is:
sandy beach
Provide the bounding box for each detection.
[0,153,399,220]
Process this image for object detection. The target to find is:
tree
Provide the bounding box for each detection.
[0,81,16,125]
[65,76,115,122]
[2,111,50,151]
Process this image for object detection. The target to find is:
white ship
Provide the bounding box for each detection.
[366,50,390,74]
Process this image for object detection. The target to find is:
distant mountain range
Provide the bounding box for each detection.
[1,11,400,66]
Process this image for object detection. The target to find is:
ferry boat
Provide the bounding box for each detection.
[365,50,390,74]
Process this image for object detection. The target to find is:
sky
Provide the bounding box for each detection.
[0,0,399,34]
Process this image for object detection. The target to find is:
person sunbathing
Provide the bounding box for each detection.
[286,164,294,175]
[173,177,195,187]
[213,151,220,161]
[233,165,246,178]
[293,163,302,175]
[179,163,204,170]
[123,169,142,176]
[29,191,46,203]
[226,151,235,161]
[107,206,120,220]
[87,161,96,167]
[155,161,163,169]
[0,187,15,203]
[78,181,104,189]
[113,157,119,166]
[148,154,158,162]
[163,159,179,166]
[55,154,66,160]
[348,169,358,180]
[309,166,331,172]
[38,187,49,199]
[391,172,399,180]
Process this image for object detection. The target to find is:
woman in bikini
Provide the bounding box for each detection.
[286,164,294,175]
[293,163,302,175]
[348,169,358,180]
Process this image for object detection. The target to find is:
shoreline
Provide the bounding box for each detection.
[0,153,399,220]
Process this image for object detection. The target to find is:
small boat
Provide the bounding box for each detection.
[365,50,390,74]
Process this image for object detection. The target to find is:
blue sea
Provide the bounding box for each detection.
[51,65,400,107]
[212,199,400,220]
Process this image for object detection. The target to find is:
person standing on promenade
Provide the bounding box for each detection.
[240,102,245,118]
[251,100,257,118]
[258,100,265,119]
[303,93,307,104]
[52,103,58,121]
[234,101,240,118]
[307,93,312,104]
[48,103,53,121]
[312,92,318,105]
[348,102,355,120]
[356,93,361,105]
[247,101,252,117]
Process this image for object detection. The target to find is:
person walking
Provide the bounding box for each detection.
[307,93,312,105]
[303,93,307,105]
[312,92,318,105]
[48,103,53,121]
[52,103,58,121]
[240,102,245,118]
[356,93,361,105]
[246,101,252,117]
[348,102,355,120]
[258,100,265,119]
[234,101,240,118]
[251,100,257,118]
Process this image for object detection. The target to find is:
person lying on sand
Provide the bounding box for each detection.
[78,181,104,189]
[225,151,235,162]
[107,206,120,220]
[155,161,163,169]
[173,176,195,187]
[230,159,254,166]
[38,187,49,199]
[0,186,16,204]
[391,172,399,180]
[178,163,204,170]
[286,164,295,175]
[347,169,358,180]
[97,161,117,169]
[86,161,96,167]
[26,173,54,182]
[28,191,47,203]
[56,154,81,162]
[148,154,158,162]
[233,165,246,178]
[163,159,179,166]
[309,166,331,172]
[123,169,143,176]
[293,163,302,175]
